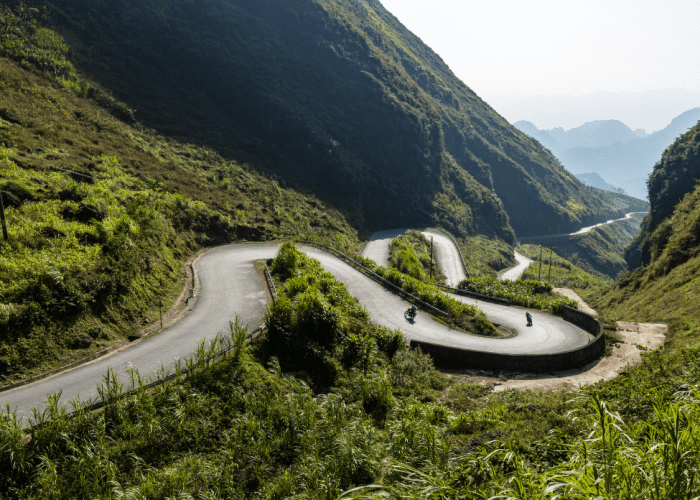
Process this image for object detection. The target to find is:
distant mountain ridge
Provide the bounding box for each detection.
[514,108,700,199]
[575,173,623,194]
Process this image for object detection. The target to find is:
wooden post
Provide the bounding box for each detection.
[159,300,163,329]
[548,249,553,282]
[0,192,8,240]
[538,246,543,281]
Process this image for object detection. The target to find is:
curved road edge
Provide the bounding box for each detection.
[0,247,209,395]
[3,241,596,421]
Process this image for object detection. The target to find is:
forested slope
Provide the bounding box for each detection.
[598,119,700,324]
[625,119,700,269]
[27,0,641,239]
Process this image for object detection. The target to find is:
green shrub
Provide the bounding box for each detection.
[375,326,405,360]
[389,230,446,284]
[356,255,485,319]
[390,348,448,395]
[361,375,394,424]
[458,277,578,312]
[0,5,76,81]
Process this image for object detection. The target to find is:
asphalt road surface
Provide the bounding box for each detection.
[360,228,466,286]
[515,212,646,244]
[2,241,589,423]
[498,250,534,281]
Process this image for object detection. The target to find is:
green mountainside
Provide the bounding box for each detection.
[22,0,644,240]
[3,4,700,497]
[625,119,700,269]
[598,120,700,324]
[0,16,362,381]
[521,213,645,279]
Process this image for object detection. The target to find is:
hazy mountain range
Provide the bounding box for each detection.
[487,88,700,133]
[574,173,623,194]
[514,108,700,199]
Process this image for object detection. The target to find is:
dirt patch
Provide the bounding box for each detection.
[491,322,667,392]
[553,288,598,316]
[439,321,667,393]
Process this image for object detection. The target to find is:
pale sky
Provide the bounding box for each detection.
[379,0,700,131]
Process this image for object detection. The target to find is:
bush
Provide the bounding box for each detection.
[361,375,394,424]
[458,277,578,312]
[389,230,446,284]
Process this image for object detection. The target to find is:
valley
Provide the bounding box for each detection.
[0,0,699,498]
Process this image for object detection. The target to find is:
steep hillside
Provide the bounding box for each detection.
[596,183,700,329]
[0,19,361,381]
[24,0,629,239]
[596,119,700,326]
[625,119,700,269]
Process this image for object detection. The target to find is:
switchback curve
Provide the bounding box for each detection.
[2,240,591,421]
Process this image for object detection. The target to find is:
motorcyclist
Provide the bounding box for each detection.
[409,305,417,319]
[526,312,532,326]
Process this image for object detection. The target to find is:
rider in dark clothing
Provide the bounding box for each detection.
[526,312,532,325]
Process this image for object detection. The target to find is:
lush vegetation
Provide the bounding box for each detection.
[518,243,611,291]
[458,234,516,278]
[3,211,700,499]
[596,178,700,329]
[626,119,700,269]
[5,300,700,499]
[19,0,645,241]
[0,14,361,381]
[389,230,445,284]
[521,212,645,279]
[457,276,578,312]
[0,147,234,380]
[3,4,700,499]
[354,253,500,336]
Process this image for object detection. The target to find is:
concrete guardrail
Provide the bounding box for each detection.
[411,305,604,372]
[299,240,451,318]
[436,284,511,306]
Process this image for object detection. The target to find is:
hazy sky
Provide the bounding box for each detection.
[379,0,700,130]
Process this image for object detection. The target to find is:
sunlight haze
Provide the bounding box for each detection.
[379,0,700,131]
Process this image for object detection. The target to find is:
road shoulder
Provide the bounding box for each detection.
[0,247,208,394]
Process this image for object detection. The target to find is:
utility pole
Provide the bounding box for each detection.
[0,192,8,241]
[538,246,543,281]
[548,249,553,282]
[430,236,434,280]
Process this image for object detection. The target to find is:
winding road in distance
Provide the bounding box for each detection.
[4,220,614,422]
[498,211,646,281]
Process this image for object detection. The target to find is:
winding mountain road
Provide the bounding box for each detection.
[3,235,591,422]
[498,250,534,281]
[515,212,646,244]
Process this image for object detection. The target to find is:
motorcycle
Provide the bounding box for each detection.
[405,307,417,321]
